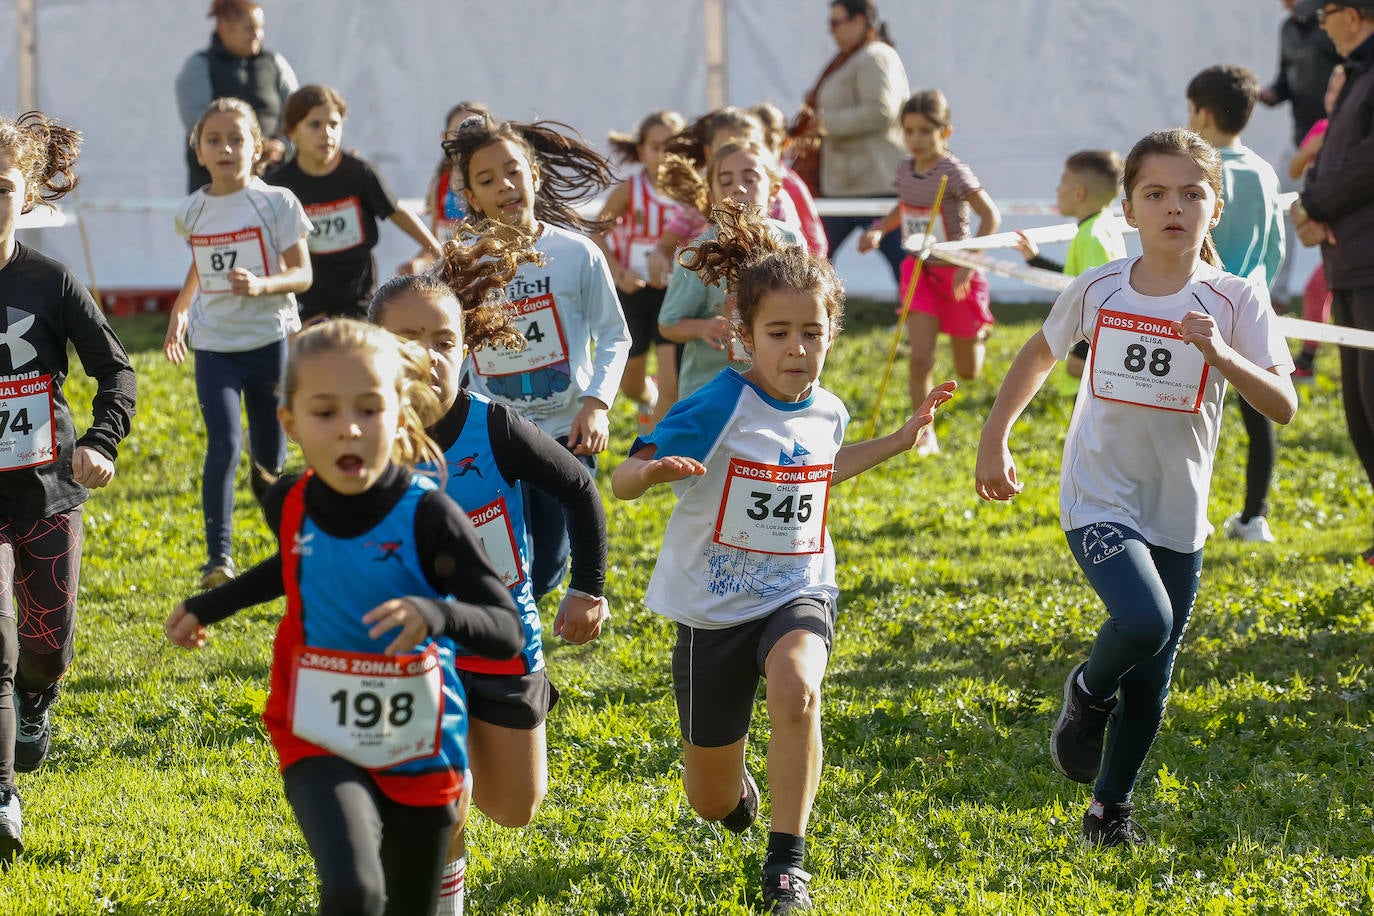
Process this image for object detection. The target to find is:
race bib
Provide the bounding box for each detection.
[626,240,658,278]
[472,294,569,377]
[289,644,444,770]
[0,375,56,471]
[714,458,832,555]
[1090,309,1209,412]
[900,204,947,246]
[191,228,269,294]
[305,198,365,254]
[468,497,524,589]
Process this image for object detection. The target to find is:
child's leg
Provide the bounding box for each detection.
[193,350,246,566]
[1236,398,1276,524]
[905,311,940,412]
[650,343,681,427]
[241,339,289,499]
[0,524,17,790]
[1094,543,1202,805]
[945,269,993,381]
[762,628,829,836]
[464,669,553,827]
[13,509,81,694]
[619,352,652,405]
[378,798,455,916]
[949,334,987,382]
[682,738,750,820]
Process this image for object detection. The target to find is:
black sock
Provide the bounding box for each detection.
[764,832,805,872]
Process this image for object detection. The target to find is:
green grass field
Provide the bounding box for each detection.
[2,302,1371,915]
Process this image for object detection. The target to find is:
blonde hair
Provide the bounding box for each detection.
[282,319,446,473]
[0,110,81,212]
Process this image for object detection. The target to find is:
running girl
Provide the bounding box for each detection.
[166,319,523,915]
[0,110,137,859]
[423,101,492,245]
[860,89,1000,454]
[441,117,630,602]
[165,97,313,589]
[657,140,805,403]
[269,85,442,322]
[975,128,1296,848]
[593,110,686,432]
[613,205,955,913]
[370,228,610,914]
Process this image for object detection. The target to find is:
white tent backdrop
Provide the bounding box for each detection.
[4,0,1316,301]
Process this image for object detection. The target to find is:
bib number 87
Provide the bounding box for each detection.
[746,491,814,523]
[1123,344,1172,377]
[329,689,414,728]
[210,251,237,272]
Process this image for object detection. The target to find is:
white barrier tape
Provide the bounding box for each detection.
[920,222,1086,255]
[1277,315,1374,350]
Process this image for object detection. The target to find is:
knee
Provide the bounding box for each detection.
[767,670,822,730]
[685,779,742,823]
[1111,609,1172,658]
[479,789,544,829]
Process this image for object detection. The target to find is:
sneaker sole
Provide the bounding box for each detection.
[1050,666,1098,784]
[0,830,22,860]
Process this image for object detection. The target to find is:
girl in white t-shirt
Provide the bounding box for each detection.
[975,128,1297,849]
[613,205,955,913]
[165,98,313,589]
[439,117,630,604]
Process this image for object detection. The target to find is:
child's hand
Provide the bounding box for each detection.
[975,439,1024,501]
[72,445,114,488]
[166,604,208,650]
[699,316,733,350]
[953,267,974,299]
[857,228,883,253]
[1173,310,1228,364]
[1014,230,1038,261]
[640,455,707,487]
[554,591,610,645]
[646,249,673,288]
[616,267,647,295]
[398,253,435,275]
[228,268,264,297]
[568,402,610,455]
[897,380,958,449]
[363,598,430,655]
[163,312,189,365]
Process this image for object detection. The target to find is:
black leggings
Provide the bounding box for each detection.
[1332,289,1374,504]
[0,509,83,785]
[1236,396,1276,521]
[283,756,455,916]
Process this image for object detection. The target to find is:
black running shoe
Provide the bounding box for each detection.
[761,865,812,913]
[1082,799,1149,848]
[1050,664,1116,783]
[0,785,21,862]
[15,683,60,773]
[720,770,759,835]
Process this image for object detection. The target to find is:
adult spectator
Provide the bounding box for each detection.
[1261,0,1343,147]
[797,1,909,283]
[1291,0,1374,565]
[175,0,298,193]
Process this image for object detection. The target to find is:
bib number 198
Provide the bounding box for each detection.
[331,688,414,728]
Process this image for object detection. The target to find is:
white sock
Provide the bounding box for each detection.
[436,854,465,916]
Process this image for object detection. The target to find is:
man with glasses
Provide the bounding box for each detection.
[1291,0,1374,566]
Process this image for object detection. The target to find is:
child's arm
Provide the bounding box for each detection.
[1288,136,1323,180]
[1015,231,1064,272]
[647,228,686,289]
[389,204,444,271]
[659,316,732,348]
[833,381,957,483]
[658,253,731,348]
[954,190,1002,296]
[1174,311,1298,424]
[568,249,632,456]
[164,263,199,365]
[165,556,287,649]
[228,238,312,297]
[857,205,901,253]
[974,330,1058,501]
[63,277,136,489]
[611,444,707,500]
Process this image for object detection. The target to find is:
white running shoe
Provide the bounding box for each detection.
[0,785,22,860]
[1224,513,1275,543]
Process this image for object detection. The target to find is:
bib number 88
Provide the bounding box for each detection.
[1123,344,1172,378]
[746,491,814,523]
[329,689,414,728]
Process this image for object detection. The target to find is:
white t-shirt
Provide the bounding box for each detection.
[462,224,630,439]
[1042,257,1293,552]
[636,368,848,630]
[175,177,311,352]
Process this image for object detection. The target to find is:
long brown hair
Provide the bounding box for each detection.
[658,139,782,219]
[442,118,618,234]
[660,107,763,171]
[681,203,844,334]
[1122,129,1223,267]
[0,110,81,212]
[608,110,687,165]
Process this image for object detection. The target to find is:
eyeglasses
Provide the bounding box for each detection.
[1316,4,1349,23]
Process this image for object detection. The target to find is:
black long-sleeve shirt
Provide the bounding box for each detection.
[184,465,523,658]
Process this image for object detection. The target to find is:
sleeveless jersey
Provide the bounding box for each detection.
[607,171,675,274]
[263,472,470,807]
[423,394,544,675]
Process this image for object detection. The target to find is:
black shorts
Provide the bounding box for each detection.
[671,595,835,748]
[457,667,559,730]
[620,284,668,357]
